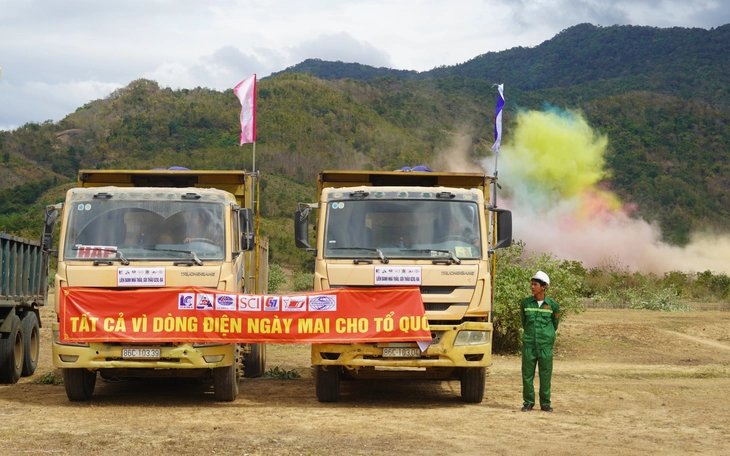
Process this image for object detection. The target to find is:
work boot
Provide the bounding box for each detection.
[521,404,534,412]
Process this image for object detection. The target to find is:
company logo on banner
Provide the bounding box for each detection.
[283,296,307,311]
[59,286,429,344]
[216,294,237,311]
[179,293,195,310]
[264,296,280,311]
[238,295,261,311]
[309,295,337,311]
[196,293,214,310]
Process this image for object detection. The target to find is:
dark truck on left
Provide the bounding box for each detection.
[0,208,56,383]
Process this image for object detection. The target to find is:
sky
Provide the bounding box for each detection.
[1,0,729,131]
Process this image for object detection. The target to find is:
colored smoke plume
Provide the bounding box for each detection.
[489,107,730,275]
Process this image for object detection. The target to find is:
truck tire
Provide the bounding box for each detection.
[21,312,40,377]
[460,367,486,403]
[0,314,24,384]
[213,364,239,402]
[315,365,340,402]
[242,343,266,378]
[63,368,96,401]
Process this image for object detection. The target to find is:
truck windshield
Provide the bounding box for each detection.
[324,200,482,260]
[63,200,225,262]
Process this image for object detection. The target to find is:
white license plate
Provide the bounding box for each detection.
[382,347,421,358]
[122,348,161,359]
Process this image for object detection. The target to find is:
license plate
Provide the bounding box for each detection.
[122,348,161,359]
[382,347,421,358]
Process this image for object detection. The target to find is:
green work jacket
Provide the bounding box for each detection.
[521,296,561,349]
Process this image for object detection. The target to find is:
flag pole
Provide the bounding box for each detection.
[490,83,504,211]
[234,73,259,291]
[489,84,504,295]
[253,141,260,294]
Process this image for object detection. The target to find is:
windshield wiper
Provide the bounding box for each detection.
[401,248,461,265]
[115,249,130,265]
[143,246,204,266]
[330,247,389,264]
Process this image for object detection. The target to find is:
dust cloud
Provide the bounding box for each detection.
[430,132,485,173]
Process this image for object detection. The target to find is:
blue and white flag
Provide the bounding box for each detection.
[490,84,504,152]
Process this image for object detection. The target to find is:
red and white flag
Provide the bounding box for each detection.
[234,74,256,145]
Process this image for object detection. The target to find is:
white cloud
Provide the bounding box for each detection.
[0,0,728,129]
[289,32,393,68]
[0,79,122,130]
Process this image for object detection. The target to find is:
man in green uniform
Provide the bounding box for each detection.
[521,270,560,412]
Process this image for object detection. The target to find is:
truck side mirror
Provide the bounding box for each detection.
[294,207,311,249]
[239,208,255,251]
[491,208,512,250]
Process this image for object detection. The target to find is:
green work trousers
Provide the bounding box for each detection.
[522,346,553,406]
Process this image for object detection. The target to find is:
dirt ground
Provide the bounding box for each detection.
[2,301,730,456]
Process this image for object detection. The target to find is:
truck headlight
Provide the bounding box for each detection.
[203,355,225,363]
[454,330,489,346]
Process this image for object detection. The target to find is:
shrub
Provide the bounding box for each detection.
[293,271,314,292]
[33,370,63,385]
[267,263,287,293]
[263,366,301,379]
[593,282,691,312]
[492,241,585,353]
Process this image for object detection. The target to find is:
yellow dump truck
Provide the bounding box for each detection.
[51,169,268,401]
[294,170,511,402]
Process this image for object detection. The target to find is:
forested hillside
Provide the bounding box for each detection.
[279,23,730,107]
[1,23,729,264]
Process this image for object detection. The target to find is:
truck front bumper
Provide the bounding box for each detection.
[312,321,492,374]
[52,323,234,371]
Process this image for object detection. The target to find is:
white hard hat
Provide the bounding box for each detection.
[531,270,550,286]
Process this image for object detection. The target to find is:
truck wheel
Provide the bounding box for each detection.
[21,312,40,377]
[315,365,340,402]
[0,314,24,384]
[63,368,96,401]
[460,367,486,403]
[242,343,266,378]
[213,364,239,402]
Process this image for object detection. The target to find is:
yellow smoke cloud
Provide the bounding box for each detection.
[495,107,730,275]
[504,108,621,213]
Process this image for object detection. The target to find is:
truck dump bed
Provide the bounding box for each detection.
[318,170,490,195]
[0,233,48,309]
[78,169,254,209]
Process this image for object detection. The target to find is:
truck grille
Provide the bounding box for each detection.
[420,286,458,295]
[424,303,450,311]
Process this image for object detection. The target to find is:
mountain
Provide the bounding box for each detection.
[1,23,730,264]
[275,23,730,107]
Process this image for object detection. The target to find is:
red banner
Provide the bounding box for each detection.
[59,287,430,343]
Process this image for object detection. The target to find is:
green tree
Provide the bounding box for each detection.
[492,241,585,353]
